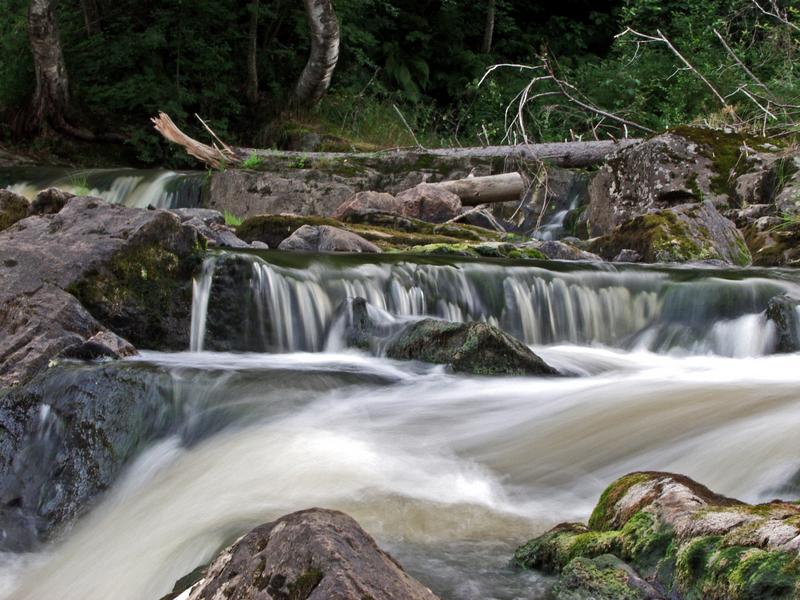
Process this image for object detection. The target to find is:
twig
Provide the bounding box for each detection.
[393,104,424,150]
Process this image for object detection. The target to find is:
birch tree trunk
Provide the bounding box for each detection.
[28,0,71,131]
[246,0,259,105]
[292,0,340,110]
[482,0,496,53]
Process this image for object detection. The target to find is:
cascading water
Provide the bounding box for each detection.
[2,251,800,600]
[190,252,799,357]
[0,166,205,208]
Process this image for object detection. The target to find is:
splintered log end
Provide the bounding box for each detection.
[151,112,239,169]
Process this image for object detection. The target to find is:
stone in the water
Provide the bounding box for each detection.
[174,508,440,600]
[278,224,381,253]
[556,554,663,600]
[613,248,642,263]
[514,471,800,600]
[386,318,558,375]
[0,189,29,231]
[766,294,800,353]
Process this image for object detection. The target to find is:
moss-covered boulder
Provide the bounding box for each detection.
[0,189,29,231]
[581,127,778,237]
[172,509,440,600]
[385,318,558,375]
[514,472,800,600]
[277,224,381,253]
[556,554,663,600]
[766,294,800,353]
[589,202,751,265]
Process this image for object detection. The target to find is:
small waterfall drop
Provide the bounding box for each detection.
[190,252,798,356]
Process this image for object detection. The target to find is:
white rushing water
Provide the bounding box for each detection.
[3,347,800,600]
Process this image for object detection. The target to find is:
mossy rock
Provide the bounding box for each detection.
[555,555,660,600]
[236,214,340,247]
[385,319,558,376]
[0,189,29,231]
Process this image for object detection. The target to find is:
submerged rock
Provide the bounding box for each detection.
[589,202,751,266]
[0,362,174,550]
[278,224,381,253]
[386,319,558,375]
[0,189,28,231]
[173,508,440,600]
[766,294,800,353]
[514,471,800,600]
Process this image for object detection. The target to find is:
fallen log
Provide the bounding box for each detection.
[431,172,524,205]
[152,112,641,170]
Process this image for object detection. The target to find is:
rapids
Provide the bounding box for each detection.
[2,252,800,599]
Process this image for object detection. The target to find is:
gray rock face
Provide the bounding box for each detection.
[766,295,800,353]
[333,191,403,220]
[0,196,202,386]
[589,202,751,266]
[395,183,462,223]
[177,508,440,600]
[278,224,381,253]
[0,362,174,550]
[386,319,558,376]
[0,189,28,231]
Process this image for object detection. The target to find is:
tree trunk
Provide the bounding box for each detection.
[482,0,495,54]
[246,0,259,105]
[292,0,340,110]
[79,0,100,35]
[433,173,524,206]
[28,0,71,132]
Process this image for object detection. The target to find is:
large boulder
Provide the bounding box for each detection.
[385,319,558,375]
[173,508,440,600]
[278,224,381,253]
[514,472,800,600]
[0,362,174,550]
[766,295,800,353]
[0,196,204,386]
[395,183,462,223]
[589,202,751,265]
[0,189,28,231]
[333,190,403,221]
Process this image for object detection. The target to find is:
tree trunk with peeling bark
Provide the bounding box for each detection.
[292,0,340,110]
[28,0,71,132]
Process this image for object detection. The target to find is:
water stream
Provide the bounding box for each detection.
[2,252,800,599]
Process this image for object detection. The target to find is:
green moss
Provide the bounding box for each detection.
[589,473,655,531]
[675,535,723,592]
[620,511,674,575]
[555,556,647,600]
[287,567,324,599]
[513,524,624,573]
[406,242,480,257]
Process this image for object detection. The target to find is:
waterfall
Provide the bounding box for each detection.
[191,252,799,356]
[0,167,205,209]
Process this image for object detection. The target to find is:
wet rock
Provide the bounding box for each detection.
[0,362,174,550]
[28,187,73,216]
[333,191,403,221]
[60,330,137,361]
[386,319,558,376]
[278,224,381,253]
[766,295,800,353]
[527,240,602,261]
[175,508,440,600]
[614,249,642,263]
[236,214,340,248]
[0,189,29,231]
[589,202,751,266]
[396,183,462,223]
[0,197,203,385]
[183,217,250,248]
[556,554,664,600]
[743,219,800,267]
[514,471,800,600]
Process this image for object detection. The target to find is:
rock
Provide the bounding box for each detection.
[514,471,800,600]
[175,508,439,600]
[556,554,663,600]
[278,224,381,253]
[613,249,642,263]
[580,128,779,237]
[236,214,340,248]
[385,318,558,375]
[395,183,462,223]
[183,217,250,248]
[0,196,203,386]
[169,208,225,226]
[766,295,800,353]
[727,203,772,228]
[250,240,269,249]
[743,219,800,267]
[0,189,29,231]
[28,187,73,216]
[333,191,403,220]
[0,362,175,550]
[589,202,751,266]
[526,240,602,261]
[60,330,137,361]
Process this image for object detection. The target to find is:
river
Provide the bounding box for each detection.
[1,249,799,600]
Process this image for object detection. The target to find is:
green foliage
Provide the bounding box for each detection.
[241,152,263,170]
[223,210,243,227]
